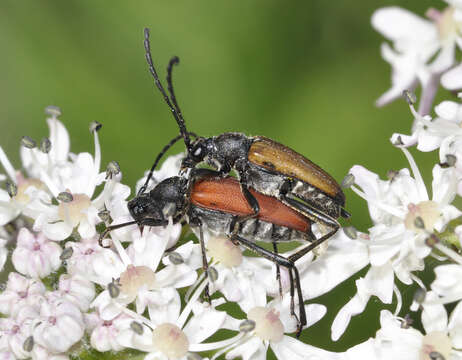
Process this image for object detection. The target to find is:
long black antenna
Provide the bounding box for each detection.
[143,28,191,151]
[138,132,197,195]
[166,56,184,122]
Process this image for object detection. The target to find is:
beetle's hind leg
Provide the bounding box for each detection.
[230,233,306,337]
[190,218,211,304]
[272,241,283,298]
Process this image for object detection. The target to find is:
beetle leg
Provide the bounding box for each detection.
[230,233,306,337]
[190,217,211,304]
[272,242,283,298]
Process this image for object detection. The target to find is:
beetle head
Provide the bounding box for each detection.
[128,176,187,227]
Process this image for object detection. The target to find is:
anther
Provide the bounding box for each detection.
[108,279,120,298]
[45,105,62,117]
[186,353,202,360]
[425,234,440,247]
[57,192,73,203]
[341,173,355,189]
[442,154,457,168]
[60,247,73,261]
[239,319,256,333]
[207,267,218,282]
[387,170,399,181]
[402,90,417,105]
[98,209,111,223]
[168,252,184,265]
[89,121,102,133]
[343,226,358,240]
[23,335,34,352]
[6,181,17,198]
[400,314,413,329]
[393,135,404,146]
[40,137,51,154]
[429,352,445,360]
[106,161,120,179]
[414,216,425,229]
[130,321,144,335]
[413,287,426,305]
[21,136,36,149]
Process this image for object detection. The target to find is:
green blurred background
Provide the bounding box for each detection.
[0,0,449,355]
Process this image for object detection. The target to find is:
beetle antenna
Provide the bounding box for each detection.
[99,220,138,247]
[166,56,184,122]
[138,131,198,195]
[143,28,191,152]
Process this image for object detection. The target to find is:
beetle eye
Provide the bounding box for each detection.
[191,144,204,161]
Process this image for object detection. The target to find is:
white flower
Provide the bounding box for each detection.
[117,279,229,360]
[12,228,61,278]
[0,306,38,359]
[32,293,85,354]
[332,150,460,341]
[390,99,462,151]
[372,295,462,360]
[91,229,196,324]
[57,273,96,312]
[63,238,115,279]
[86,312,143,352]
[222,297,334,360]
[296,229,370,301]
[372,6,461,106]
[0,273,45,316]
[431,263,462,304]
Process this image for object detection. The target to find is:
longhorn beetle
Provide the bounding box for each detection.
[101,168,321,336]
[140,27,350,269]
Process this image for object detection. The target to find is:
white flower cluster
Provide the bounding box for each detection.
[1,2,462,358]
[0,107,367,360]
[372,1,462,114]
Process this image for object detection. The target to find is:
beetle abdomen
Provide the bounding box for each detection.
[190,175,310,233]
[189,206,311,243]
[248,136,345,206]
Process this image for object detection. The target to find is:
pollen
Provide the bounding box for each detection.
[420,331,452,360]
[57,193,91,227]
[152,323,189,359]
[119,265,156,297]
[404,201,440,233]
[207,235,243,268]
[247,306,284,343]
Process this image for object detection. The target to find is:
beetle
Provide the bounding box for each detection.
[140,28,350,264]
[100,168,324,336]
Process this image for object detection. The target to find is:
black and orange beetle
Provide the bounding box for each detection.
[101,168,317,335]
[140,28,350,264]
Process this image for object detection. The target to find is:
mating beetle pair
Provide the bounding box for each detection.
[101,28,350,336]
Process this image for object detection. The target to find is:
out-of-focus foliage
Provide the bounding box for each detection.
[0,0,444,353]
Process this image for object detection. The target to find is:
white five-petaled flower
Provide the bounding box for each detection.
[32,292,85,354]
[332,148,461,341]
[221,296,334,360]
[0,272,45,317]
[372,294,462,360]
[117,280,230,360]
[12,228,61,278]
[372,5,462,107]
[91,228,197,324]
